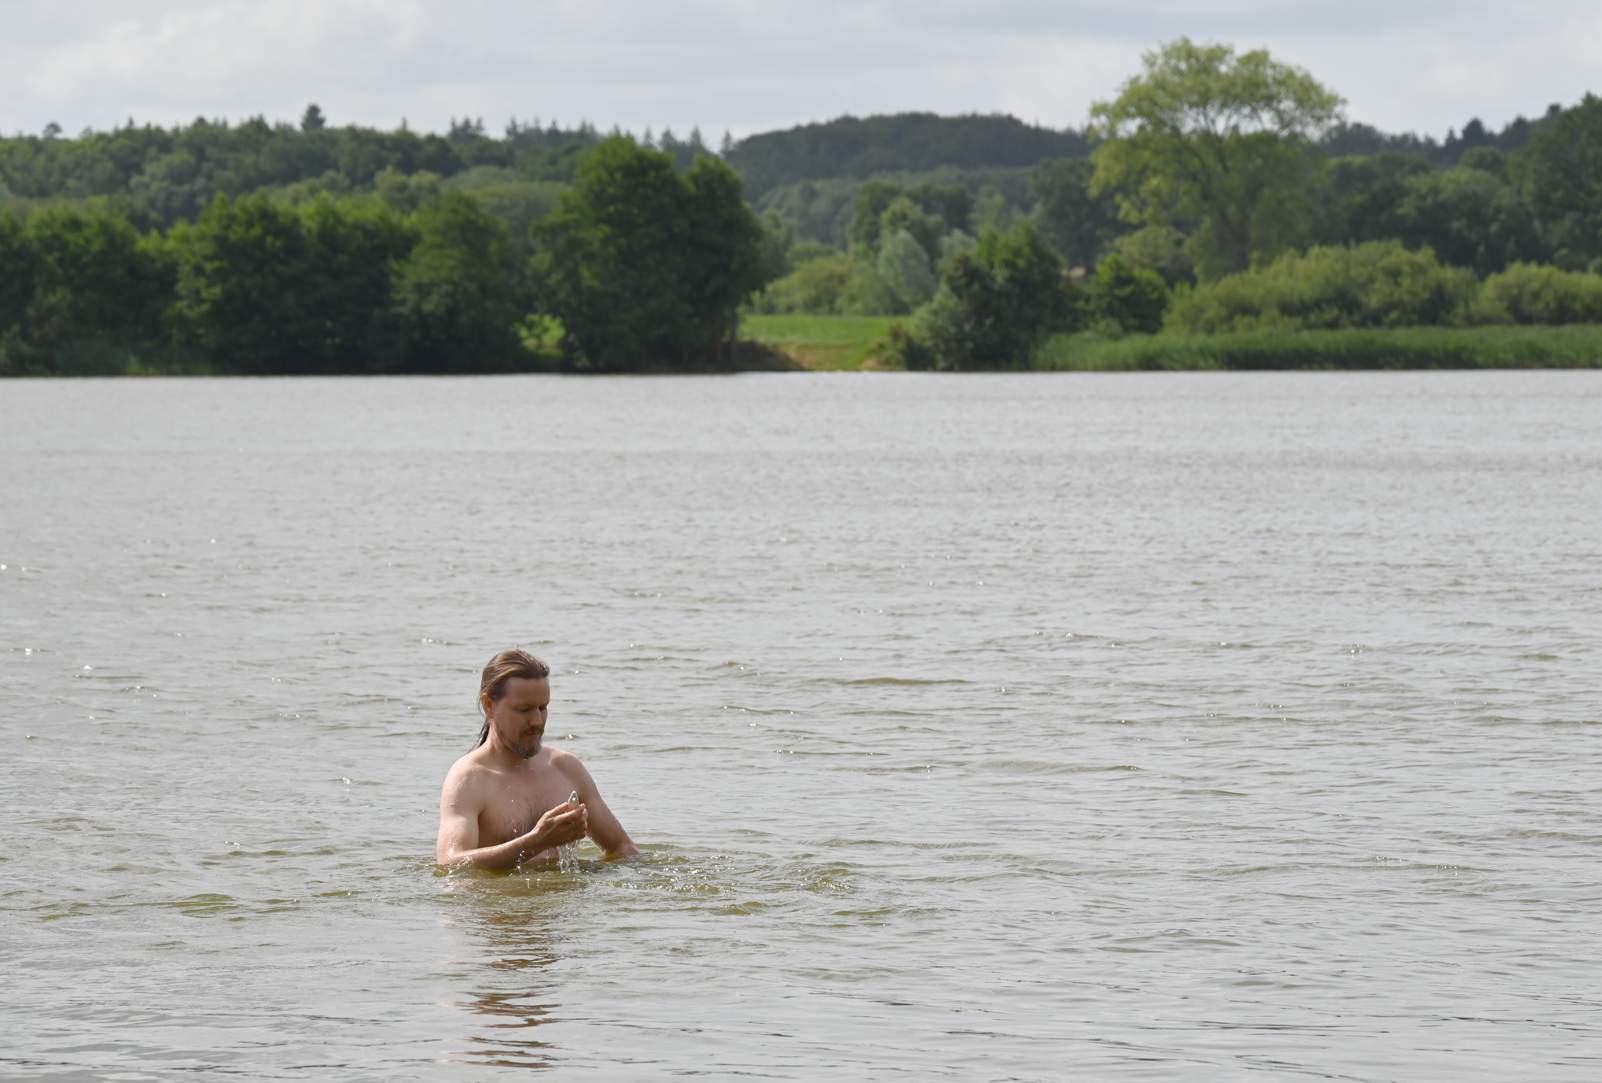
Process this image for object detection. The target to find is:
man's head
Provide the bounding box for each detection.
[476,649,551,757]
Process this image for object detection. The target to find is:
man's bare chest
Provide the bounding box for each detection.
[477,768,571,848]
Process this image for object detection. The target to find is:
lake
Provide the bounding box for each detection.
[1,371,1598,1080]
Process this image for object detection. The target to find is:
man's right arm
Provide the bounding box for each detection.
[435,766,587,870]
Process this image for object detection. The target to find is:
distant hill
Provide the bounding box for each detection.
[726,113,1090,199]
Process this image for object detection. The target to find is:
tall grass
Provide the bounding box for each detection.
[1036,326,1602,371]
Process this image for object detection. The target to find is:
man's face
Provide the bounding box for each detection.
[489,677,551,759]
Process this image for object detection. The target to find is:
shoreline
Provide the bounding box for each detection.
[8,320,1602,376]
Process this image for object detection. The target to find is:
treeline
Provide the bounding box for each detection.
[757,96,1602,322]
[0,105,724,230]
[6,41,1602,376]
[725,113,1089,199]
[0,138,772,376]
[759,42,1602,370]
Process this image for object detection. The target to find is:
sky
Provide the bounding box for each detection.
[3,1,1598,142]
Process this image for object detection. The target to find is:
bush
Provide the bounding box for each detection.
[751,253,907,315]
[836,260,902,315]
[1165,241,1476,333]
[1472,263,1602,325]
[1086,254,1168,334]
[876,228,937,309]
[901,221,1067,370]
[753,254,855,314]
[884,321,940,371]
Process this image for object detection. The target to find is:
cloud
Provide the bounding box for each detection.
[1,0,1597,139]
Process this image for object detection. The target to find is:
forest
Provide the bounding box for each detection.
[4,39,1602,374]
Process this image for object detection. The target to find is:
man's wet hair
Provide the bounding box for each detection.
[476,649,551,748]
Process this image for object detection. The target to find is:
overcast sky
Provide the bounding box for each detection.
[4,1,1598,142]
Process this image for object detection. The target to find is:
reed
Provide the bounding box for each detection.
[1035,325,1602,371]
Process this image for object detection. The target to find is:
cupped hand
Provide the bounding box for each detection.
[535,801,589,847]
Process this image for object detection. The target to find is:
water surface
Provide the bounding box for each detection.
[2,372,1599,1079]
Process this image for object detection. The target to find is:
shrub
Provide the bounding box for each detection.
[903,221,1067,370]
[836,259,902,315]
[753,254,856,314]
[1086,254,1168,334]
[1472,262,1602,325]
[876,229,937,309]
[1165,240,1476,333]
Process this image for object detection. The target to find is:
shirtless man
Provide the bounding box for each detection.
[436,649,637,867]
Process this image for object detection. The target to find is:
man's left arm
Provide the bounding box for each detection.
[562,755,638,859]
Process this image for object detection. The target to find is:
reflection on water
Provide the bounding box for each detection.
[443,872,572,1071]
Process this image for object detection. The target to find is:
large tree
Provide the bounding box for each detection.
[533,137,771,370]
[0,213,37,372]
[391,193,523,370]
[1029,157,1123,269]
[1090,38,1343,278]
[1517,94,1602,270]
[19,204,171,370]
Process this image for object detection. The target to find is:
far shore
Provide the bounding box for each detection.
[8,317,1602,376]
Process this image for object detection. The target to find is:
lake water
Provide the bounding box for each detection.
[1,372,1599,1080]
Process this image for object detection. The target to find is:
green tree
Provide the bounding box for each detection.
[846,180,905,253]
[878,195,944,263]
[1110,223,1192,285]
[908,182,974,235]
[1090,38,1344,277]
[678,155,772,361]
[299,196,414,371]
[1086,253,1168,333]
[374,167,444,214]
[392,193,523,370]
[1029,157,1123,268]
[877,229,937,310]
[0,213,37,372]
[1517,94,1602,269]
[970,185,1016,236]
[169,195,315,372]
[21,204,171,370]
[1310,153,1430,248]
[907,221,1067,369]
[535,139,688,369]
[1395,165,1544,275]
[534,137,772,370]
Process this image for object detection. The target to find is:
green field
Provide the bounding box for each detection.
[738,315,902,370]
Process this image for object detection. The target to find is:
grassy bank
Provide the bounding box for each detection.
[739,314,901,371]
[1036,325,1602,371]
[740,317,1602,372]
[17,319,1602,376]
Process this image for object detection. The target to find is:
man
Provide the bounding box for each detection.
[436,649,637,867]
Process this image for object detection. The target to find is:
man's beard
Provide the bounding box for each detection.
[511,731,542,759]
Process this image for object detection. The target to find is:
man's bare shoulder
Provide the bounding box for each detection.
[440,747,497,800]
[545,746,595,784]
[544,745,583,766]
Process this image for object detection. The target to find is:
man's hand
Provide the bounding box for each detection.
[534,800,588,849]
